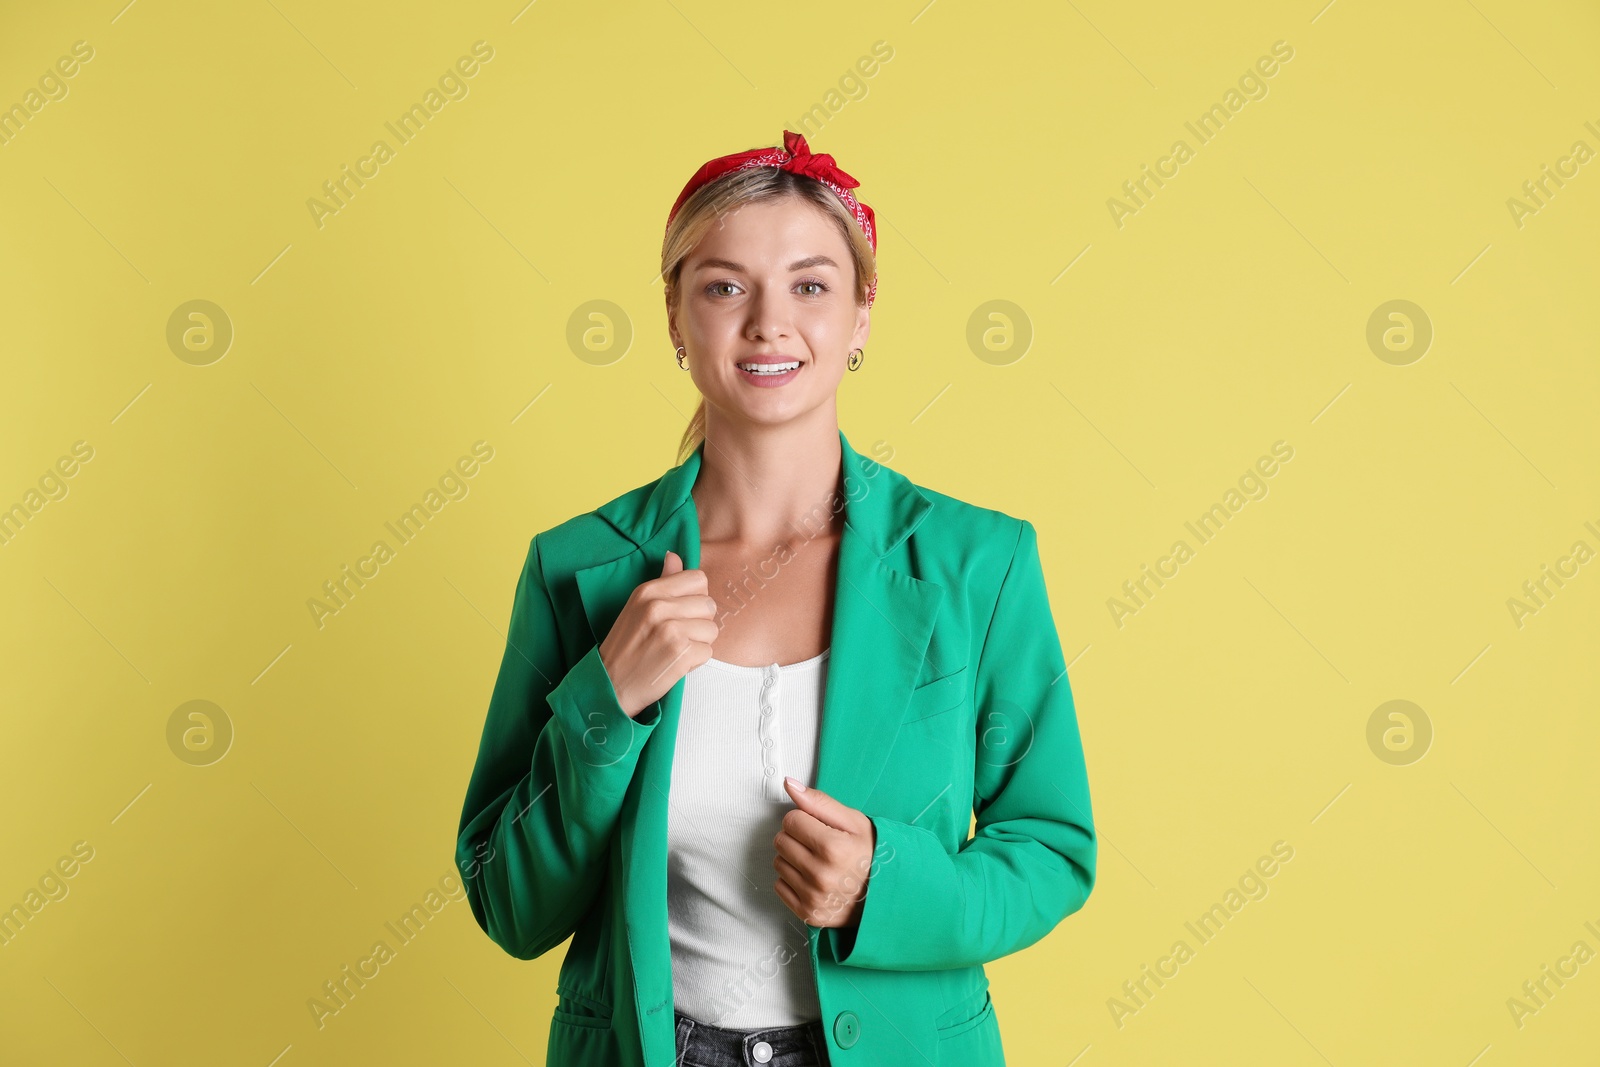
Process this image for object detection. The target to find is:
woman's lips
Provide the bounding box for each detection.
[735,359,802,387]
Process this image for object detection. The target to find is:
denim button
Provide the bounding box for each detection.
[751,1039,773,1063]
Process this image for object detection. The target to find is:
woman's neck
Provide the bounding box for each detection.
[691,417,846,550]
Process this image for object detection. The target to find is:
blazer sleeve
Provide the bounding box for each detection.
[455,534,661,960]
[828,518,1097,971]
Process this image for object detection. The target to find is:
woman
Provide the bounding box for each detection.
[456,130,1096,1067]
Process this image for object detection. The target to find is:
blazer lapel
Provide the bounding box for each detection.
[569,449,706,1036]
[569,428,943,1047]
[814,440,944,809]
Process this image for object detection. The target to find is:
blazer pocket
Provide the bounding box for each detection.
[935,984,994,1039]
[901,665,969,724]
[552,983,613,1030]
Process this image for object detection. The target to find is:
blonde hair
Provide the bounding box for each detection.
[662,165,877,465]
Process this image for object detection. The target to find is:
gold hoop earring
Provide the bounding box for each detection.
[675,346,688,370]
[847,347,865,371]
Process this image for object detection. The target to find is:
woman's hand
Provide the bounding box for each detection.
[598,549,718,718]
[774,777,886,930]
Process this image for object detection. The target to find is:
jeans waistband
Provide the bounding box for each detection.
[674,1009,828,1066]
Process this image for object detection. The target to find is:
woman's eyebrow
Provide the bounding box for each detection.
[691,255,841,272]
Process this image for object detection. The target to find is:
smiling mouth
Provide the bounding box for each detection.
[736,360,801,375]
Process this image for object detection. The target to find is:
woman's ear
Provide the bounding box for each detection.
[851,302,871,350]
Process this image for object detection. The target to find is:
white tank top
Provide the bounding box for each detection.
[666,648,829,1028]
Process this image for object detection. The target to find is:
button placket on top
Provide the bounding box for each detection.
[759,664,785,801]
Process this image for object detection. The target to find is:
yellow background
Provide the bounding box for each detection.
[2,0,1597,1063]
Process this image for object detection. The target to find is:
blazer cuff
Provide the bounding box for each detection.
[826,814,960,970]
[545,642,660,800]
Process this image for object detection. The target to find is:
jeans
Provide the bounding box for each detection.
[673,1009,831,1067]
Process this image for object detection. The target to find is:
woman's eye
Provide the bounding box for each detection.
[707,280,828,297]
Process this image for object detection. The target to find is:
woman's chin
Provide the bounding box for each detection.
[706,392,824,428]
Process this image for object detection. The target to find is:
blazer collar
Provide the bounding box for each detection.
[595,427,934,560]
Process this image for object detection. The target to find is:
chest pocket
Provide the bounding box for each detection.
[901,665,969,723]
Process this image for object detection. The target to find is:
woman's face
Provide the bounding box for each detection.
[668,196,870,431]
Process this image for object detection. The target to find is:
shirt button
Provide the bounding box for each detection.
[751,1039,773,1063]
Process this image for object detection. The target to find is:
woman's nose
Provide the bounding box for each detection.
[744,286,791,341]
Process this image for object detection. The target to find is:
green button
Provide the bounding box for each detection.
[833,1010,860,1049]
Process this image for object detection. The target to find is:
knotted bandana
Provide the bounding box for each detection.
[666,130,879,307]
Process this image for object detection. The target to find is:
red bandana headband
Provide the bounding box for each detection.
[666,130,878,307]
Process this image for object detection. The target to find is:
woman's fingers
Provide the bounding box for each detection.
[599,557,722,717]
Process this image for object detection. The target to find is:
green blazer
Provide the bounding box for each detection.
[455,428,1096,1066]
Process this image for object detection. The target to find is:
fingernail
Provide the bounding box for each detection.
[786,776,807,793]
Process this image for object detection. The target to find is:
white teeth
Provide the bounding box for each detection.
[738,361,800,374]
